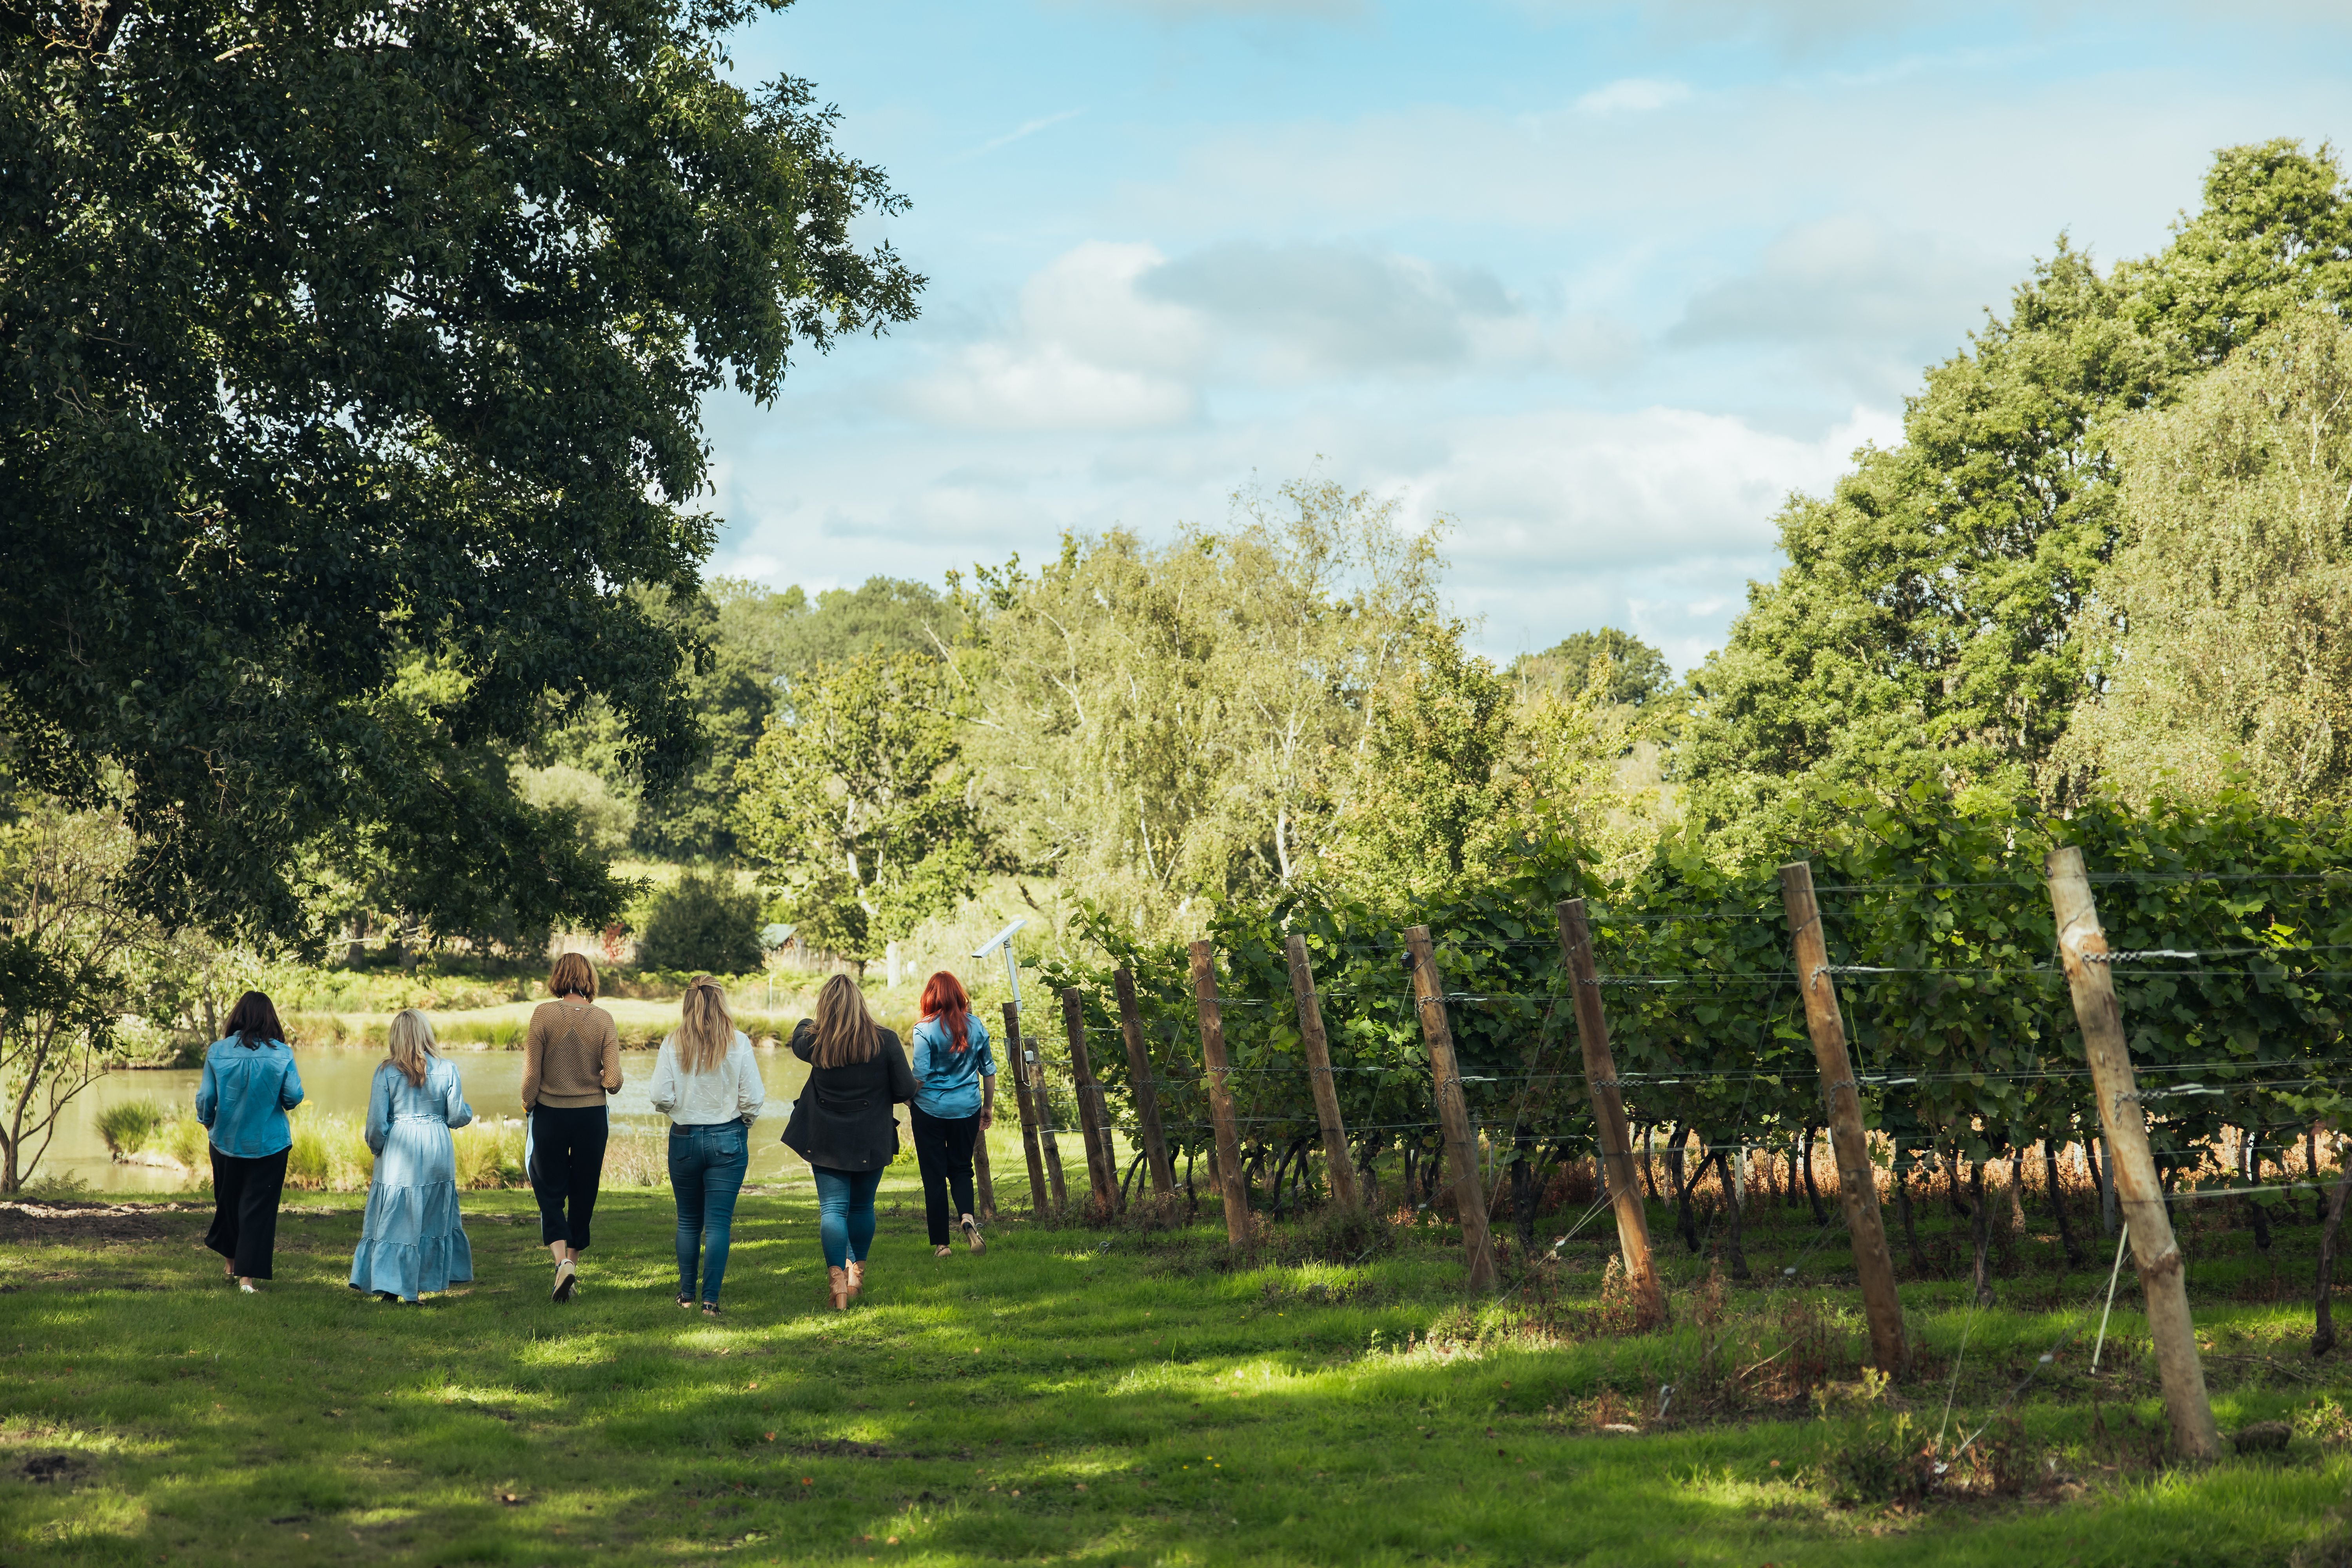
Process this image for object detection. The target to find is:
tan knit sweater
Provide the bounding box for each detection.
[520,1000,622,1110]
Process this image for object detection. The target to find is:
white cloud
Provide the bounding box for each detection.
[955,109,1085,162]
[1573,77,1695,115]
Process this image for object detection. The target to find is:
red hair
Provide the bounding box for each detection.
[920,971,973,1053]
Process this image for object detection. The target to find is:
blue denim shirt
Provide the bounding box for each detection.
[909,1016,995,1120]
[195,1038,304,1158]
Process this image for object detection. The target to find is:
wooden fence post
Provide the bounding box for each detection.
[1003,1002,1049,1214]
[1062,987,1120,1217]
[1021,1006,1070,1212]
[1403,925,1499,1292]
[1188,940,1253,1248]
[1114,968,1177,1197]
[973,1120,996,1223]
[1779,860,1913,1379]
[1555,899,1666,1327]
[2046,846,2220,1459]
[1284,934,1361,1211]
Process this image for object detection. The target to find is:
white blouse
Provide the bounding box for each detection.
[648,1031,765,1127]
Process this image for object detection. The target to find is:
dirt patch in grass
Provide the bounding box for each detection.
[0,1200,207,1243]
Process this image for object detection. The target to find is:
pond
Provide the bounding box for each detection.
[41,1044,815,1193]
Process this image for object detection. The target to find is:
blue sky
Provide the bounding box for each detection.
[702,0,2352,672]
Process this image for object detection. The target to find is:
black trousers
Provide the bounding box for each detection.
[530,1104,608,1252]
[910,1106,979,1247]
[205,1145,290,1279]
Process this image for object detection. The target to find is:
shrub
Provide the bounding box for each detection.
[632,867,763,974]
[96,1098,165,1157]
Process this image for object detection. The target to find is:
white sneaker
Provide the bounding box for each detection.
[238,1279,258,1294]
[552,1259,577,1302]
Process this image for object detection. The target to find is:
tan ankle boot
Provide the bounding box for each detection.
[827,1266,851,1311]
[846,1259,865,1298]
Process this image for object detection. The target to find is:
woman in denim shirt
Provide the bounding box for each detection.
[194,991,304,1292]
[907,971,995,1258]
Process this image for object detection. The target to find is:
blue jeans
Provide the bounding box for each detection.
[668,1121,750,1303]
[811,1165,883,1270]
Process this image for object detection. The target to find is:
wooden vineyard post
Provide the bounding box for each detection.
[1403,925,1499,1292]
[1554,900,1666,1327]
[1062,987,1120,1216]
[1004,1002,1049,1214]
[1284,935,1361,1211]
[1779,861,1913,1379]
[1188,940,1254,1248]
[2046,846,2220,1459]
[1114,968,1177,1197]
[1022,1007,1069,1212]
[973,1118,996,1222]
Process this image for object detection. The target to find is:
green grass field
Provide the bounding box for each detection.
[3,1166,2348,1566]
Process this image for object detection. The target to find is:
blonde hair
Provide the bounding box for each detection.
[387,1008,440,1087]
[810,974,879,1069]
[549,951,598,1001]
[674,980,735,1075]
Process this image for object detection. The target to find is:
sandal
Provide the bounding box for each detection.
[677,1293,695,1309]
[935,1245,953,1258]
[701,1301,723,1319]
[962,1216,986,1255]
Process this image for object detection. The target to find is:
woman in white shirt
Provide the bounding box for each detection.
[649,979,765,1317]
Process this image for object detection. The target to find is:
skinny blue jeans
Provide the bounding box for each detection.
[811,1165,883,1270]
[668,1121,750,1303]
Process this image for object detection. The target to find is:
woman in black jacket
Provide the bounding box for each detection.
[783,975,916,1310]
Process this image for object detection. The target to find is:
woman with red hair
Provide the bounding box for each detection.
[908,971,996,1256]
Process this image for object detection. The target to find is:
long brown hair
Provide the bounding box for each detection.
[674,980,735,1075]
[919,971,973,1053]
[223,991,284,1051]
[810,974,879,1069]
[387,1008,440,1087]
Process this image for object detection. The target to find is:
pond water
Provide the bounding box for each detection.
[42,1045,814,1193]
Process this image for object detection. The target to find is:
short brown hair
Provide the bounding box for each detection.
[549,951,599,1001]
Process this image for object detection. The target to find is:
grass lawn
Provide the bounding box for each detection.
[2,1164,2348,1566]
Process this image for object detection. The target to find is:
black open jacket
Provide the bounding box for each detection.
[783,1022,916,1172]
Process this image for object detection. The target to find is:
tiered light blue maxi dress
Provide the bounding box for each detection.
[349,1057,476,1301]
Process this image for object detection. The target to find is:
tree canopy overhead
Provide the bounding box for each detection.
[1,0,921,942]
[1678,140,2352,862]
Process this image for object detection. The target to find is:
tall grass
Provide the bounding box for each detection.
[94,1098,166,1156]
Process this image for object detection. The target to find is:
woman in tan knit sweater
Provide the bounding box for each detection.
[522,952,623,1302]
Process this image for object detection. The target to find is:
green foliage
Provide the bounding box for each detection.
[632,868,764,976]
[1681,141,2352,862]
[955,478,1448,931]
[1515,628,1673,708]
[734,652,977,964]
[2063,308,2352,812]
[94,1098,164,1158]
[2,0,921,942]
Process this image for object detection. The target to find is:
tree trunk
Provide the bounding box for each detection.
[1714,1149,1752,1283]
[2087,1136,2116,1235]
[2046,1140,2084,1268]
[1641,1123,1659,1201]
[1969,1160,1994,1305]
[2312,1128,2327,1225]
[1801,1123,1826,1224]
[1895,1160,1927,1276]
[1945,1148,1972,1220]
[2316,1160,2352,1358]
[2245,1127,2274,1252]
[2008,1149,2028,1232]
[1673,1132,1703,1255]
[1510,1152,1538,1261]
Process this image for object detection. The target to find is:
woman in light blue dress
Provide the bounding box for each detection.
[350,1009,475,1304]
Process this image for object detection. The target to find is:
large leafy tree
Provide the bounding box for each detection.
[2060,308,2352,811]
[1,0,921,942]
[732,651,978,965]
[1680,140,2352,862]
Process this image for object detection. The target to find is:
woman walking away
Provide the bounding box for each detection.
[522,952,622,1302]
[909,971,995,1257]
[195,991,304,1292]
[350,1010,476,1305]
[782,975,915,1310]
[651,979,765,1317]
